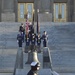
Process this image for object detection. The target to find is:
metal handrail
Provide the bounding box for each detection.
[13,48,23,75]
[43,47,53,75]
[13,49,18,75]
[48,48,53,71]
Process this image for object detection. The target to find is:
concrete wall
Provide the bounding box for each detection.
[67,0,74,22]
[73,0,75,21]
[0,0,75,22]
[38,13,52,22]
[14,0,18,22]
[34,0,53,22]
[34,0,38,22]
[35,0,74,22]
[1,0,15,22]
[0,0,2,22]
[70,0,74,22]
[37,0,53,13]
[2,0,14,12]
[39,0,50,12]
[17,0,75,22]
[18,0,34,3]
[54,0,68,2]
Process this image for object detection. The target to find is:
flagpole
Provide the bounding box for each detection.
[25,14,29,35]
[37,9,39,33]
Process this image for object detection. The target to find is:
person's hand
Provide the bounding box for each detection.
[17,40,18,42]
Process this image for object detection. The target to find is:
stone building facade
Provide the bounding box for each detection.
[0,0,75,22]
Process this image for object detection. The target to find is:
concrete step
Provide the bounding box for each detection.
[15,69,52,75]
[53,67,75,73]
[59,73,75,75]
[0,22,20,49]
[0,69,14,73]
[0,73,13,75]
[51,50,75,72]
[0,49,17,72]
[0,22,75,74]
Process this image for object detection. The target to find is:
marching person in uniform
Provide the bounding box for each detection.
[36,33,41,46]
[28,28,33,44]
[42,31,48,47]
[17,31,23,47]
[31,33,36,45]
[19,23,25,32]
[28,24,34,44]
[25,33,30,46]
[29,23,34,34]
[27,62,40,75]
[19,23,25,42]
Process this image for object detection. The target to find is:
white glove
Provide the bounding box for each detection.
[17,40,19,42]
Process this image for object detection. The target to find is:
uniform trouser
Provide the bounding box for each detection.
[37,43,41,46]
[26,42,30,46]
[22,33,25,42]
[43,41,47,47]
[18,41,22,47]
[31,42,35,45]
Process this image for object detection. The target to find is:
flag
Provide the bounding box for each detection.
[25,19,29,34]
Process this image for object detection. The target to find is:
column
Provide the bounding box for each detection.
[40,0,50,12]
[67,0,72,22]
[73,0,75,21]
[2,0,14,12]
[50,0,54,21]
[14,0,18,22]
[34,0,38,33]
[34,0,38,22]
[1,0,15,22]
[0,0,2,22]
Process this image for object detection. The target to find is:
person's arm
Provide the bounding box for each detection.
[19,26,21,31]
[25,35,26,42]
[41,35,43,39]
[17,34,19,42]
[47,34,48,40]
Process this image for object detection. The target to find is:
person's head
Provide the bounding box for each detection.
[31,62,40,71]
[29,22,32,25]
[43,31,47,35]
[38,33,40,37]
[32,33,34,36]
[21,23,23,25]
[21,23,24,27]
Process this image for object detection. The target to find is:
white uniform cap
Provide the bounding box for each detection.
[32,33,34,35]
[31,62,37,66]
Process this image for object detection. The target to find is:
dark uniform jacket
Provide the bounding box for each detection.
[17,33,23,47]
[36,35,41,46]
[31,34,36,45]
[19,25,25,32]
[42,34,48,47]
[27,70,34,75]
[19,25,25,42]
[25,34,30,46]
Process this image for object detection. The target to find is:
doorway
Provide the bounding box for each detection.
[54,3,67,22]
[18,3,34,22]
